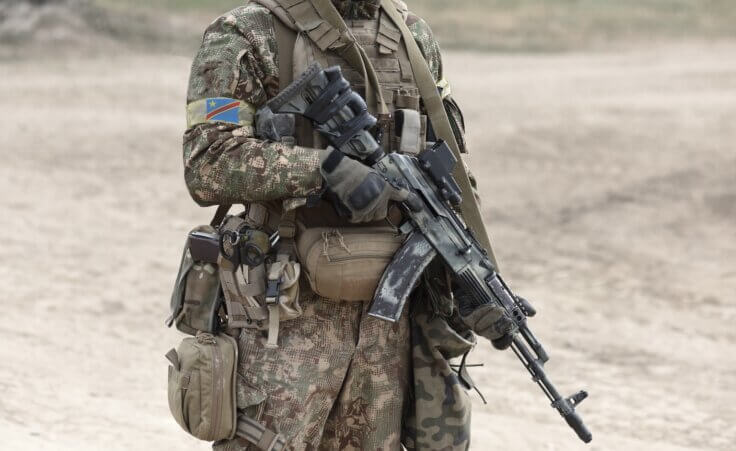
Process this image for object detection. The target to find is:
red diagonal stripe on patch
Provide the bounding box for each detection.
[206,101,241,120]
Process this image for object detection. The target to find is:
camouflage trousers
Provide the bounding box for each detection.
[214,292,411,451]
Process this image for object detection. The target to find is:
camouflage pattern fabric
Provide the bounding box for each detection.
[184,2,479,449]
[183,123,323,205]
[183,0,470,205]
[403,296,476,451]
[213,293,411,451]
[184,3,323,205]
[399,262,476,451]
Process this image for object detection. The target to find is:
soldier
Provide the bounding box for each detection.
[182,0,514,449]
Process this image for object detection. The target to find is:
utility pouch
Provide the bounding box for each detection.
[166,332,238,442]
[168,226,224,335]
[217,215,303,348]
[218,216,272,330]
[296,226,405,301]
[394,109,425,155]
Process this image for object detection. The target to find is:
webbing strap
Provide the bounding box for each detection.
[236,415,286,451]
[379,0,498,267]
[265,260,285,348]
[210,204,231,227]
[273,13,296,90]
[309,0,388,115]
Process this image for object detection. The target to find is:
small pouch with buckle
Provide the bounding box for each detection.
[168,225,224,335]
[216,212,303,348]
[217,216,272,330]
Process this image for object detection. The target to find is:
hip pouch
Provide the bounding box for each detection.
[296,226,405,301]
[167,206,303,340]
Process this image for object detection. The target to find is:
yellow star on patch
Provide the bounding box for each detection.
[209,100,216,108]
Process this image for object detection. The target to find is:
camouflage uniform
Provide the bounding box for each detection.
[184,1,475,450]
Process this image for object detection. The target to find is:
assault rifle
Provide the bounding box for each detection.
[256,63,592,443]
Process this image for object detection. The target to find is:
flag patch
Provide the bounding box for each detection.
[205,98,242,124]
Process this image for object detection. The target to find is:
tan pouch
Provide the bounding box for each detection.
[296,226,405,302]
[168,226,223,335]
[166,332,238,442]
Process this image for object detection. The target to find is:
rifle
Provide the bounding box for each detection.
[256,63,592,443]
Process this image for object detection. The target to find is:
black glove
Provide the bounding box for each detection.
[319,148,412,223]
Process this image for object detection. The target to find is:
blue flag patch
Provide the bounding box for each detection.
[205,98,242,124]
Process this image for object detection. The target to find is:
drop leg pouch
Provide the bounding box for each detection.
[167,332,238,442]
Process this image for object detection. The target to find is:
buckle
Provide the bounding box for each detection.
[265,278,281,306]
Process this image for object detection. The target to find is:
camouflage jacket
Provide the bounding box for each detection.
[183,0,469,206]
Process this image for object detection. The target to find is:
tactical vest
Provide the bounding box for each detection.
[255,0,425,156]
[318,13,426,155]
[254,0,425,229]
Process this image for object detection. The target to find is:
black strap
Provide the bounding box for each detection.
[210,204,232,227]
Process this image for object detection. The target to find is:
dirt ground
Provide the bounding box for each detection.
[0,39,734,450]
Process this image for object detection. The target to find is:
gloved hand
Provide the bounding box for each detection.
[319,148,413,223]
[459,303,517,350]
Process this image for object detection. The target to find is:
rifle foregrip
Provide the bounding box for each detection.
[564,410,592,443]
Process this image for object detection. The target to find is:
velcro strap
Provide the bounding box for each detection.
[186,98,256,128]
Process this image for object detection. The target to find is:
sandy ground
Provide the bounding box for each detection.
[0,41,734,450]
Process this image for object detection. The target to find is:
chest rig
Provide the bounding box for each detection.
[255,0,426,156]
[324,14,427,154]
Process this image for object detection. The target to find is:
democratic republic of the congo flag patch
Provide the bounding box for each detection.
[186,97,256,128]
[205,98,241,123]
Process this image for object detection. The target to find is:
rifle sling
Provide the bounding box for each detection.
[379,0,498,268]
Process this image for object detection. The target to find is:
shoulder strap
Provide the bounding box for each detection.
[273,12,296,89]
[257,0,387,115]
[310,0,388,115]
[379,0,498,267]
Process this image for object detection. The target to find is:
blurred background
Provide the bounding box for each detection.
[0,0,733,449]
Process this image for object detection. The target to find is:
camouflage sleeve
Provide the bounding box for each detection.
[183,4,323,206]
[407,13,479,198]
